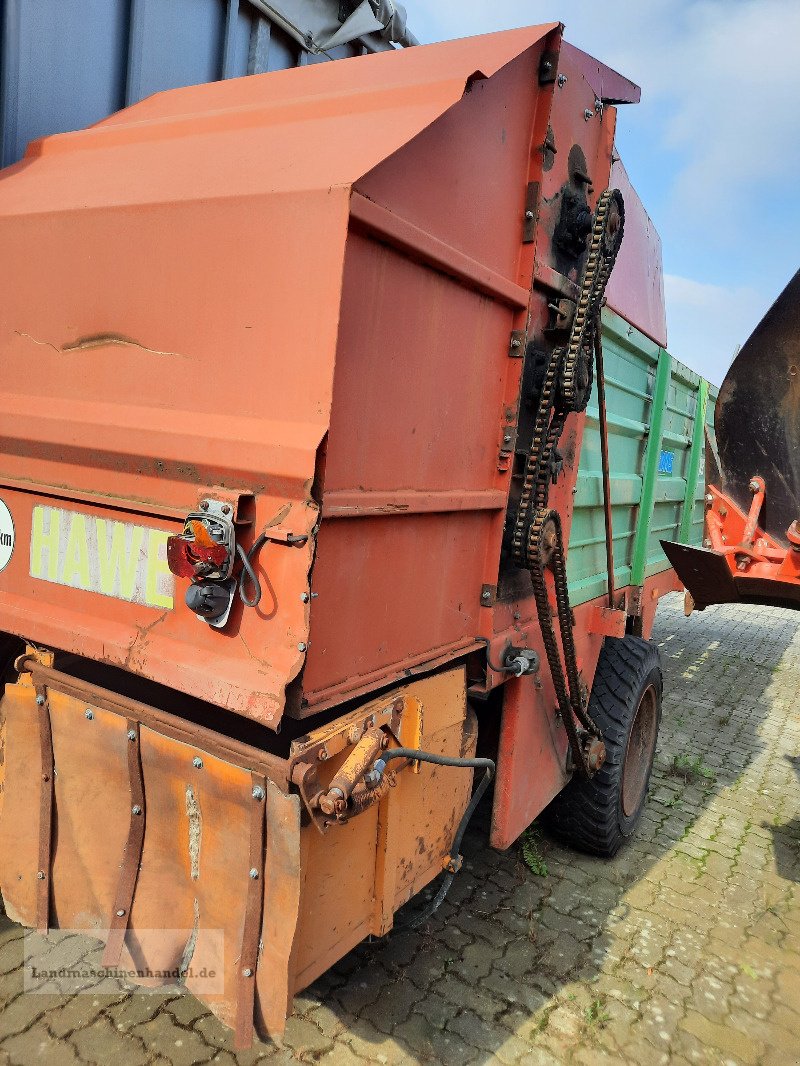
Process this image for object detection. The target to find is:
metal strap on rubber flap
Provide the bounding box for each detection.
[102,718,146,968]
[34,685,54,934]
[235,771,267,1049]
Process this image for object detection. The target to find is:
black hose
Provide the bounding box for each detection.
[237,535,267,608]
[237,530,311,609]
[373,749,495,930]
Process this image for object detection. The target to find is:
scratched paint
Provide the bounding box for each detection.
[29,506,174,610]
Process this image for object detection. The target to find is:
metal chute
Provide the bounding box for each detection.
[715,269,800,546]
[662,270,800,610]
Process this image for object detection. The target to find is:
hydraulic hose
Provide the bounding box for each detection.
[372,749,495,929]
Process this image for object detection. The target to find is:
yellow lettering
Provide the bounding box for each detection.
[96,519,143,601]
[61,513,90,590]
[145,529,174,610]
[30,507,60,581]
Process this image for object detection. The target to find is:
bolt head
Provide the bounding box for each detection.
[300,592,310,603]
[705,494,713,505]
[132,805,142,816]
[510,337,522,348]
[524,209,534,220]
[251,785,265,802]
[116,909,126,918]
[192,756,203,769]
[318,747,329,762]
[481,590,491,601]
[37,871,45,881]
[127,730,137,742]
[298,641,307,652]
[242,968,253,978]
[200,501,209,510]
[557,73,567,87]
[584,108,593,120]
[748,479,760,493]
[35,694,45,706]
[221,503,231,515]
[249,868,259,880]
[85,709,94,720]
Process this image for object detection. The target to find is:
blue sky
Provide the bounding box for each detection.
[402,0,800,385]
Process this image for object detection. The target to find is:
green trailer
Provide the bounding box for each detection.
[568,307,717,611]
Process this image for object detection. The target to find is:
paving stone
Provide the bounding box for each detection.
[393,1012,480,1065]
[1,596,799,1065]
[71,1016,149,1066]
[1,1023,83,1066]
[131,1012,216,1065]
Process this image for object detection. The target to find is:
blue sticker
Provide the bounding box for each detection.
[658,450,674,475]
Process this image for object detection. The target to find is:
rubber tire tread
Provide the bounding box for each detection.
[542,635,662,857]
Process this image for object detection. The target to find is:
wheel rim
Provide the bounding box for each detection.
[621,684,658,818]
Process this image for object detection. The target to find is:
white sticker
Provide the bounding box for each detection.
[0,499,15,572]
[29,506,174,610]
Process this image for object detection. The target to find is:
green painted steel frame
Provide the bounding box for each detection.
[630,349,672,587]
[567,308,716,607]
[679,377,710,543]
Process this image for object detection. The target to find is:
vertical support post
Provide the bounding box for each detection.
[103,719,146,968]
[125,0,147,105]
[594,316,615,607]
[34,686,54,934]
[235,771,267,1050]
[221,0,241,79]
[678,378,709,544]
[631,349,672,587]
[247,19,271,75]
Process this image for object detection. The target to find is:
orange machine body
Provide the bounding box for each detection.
[0,26,683,1042]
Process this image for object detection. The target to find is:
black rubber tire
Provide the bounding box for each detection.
[543,635,662,857]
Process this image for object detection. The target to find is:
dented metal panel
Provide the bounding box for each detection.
[0,25,558,726]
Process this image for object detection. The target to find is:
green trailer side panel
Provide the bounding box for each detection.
[567,309,716,607]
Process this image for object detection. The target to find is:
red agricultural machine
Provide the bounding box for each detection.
[0,15,715,1046]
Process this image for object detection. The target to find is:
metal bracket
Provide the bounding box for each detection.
[479,584,496,607]
[289,696,408,833]
[538,50,558,85]
[509,330,526,358]
[34,685,54,934]
[235,770,267,1050]
[102,718,146,968]
[523,182,539,243]
[544,297,576,335]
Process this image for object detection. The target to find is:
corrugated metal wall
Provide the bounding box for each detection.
[0,0,362,167]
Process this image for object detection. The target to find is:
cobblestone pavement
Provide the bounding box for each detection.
[1,594,799,1066]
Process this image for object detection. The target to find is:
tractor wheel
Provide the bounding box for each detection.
[543,635,662,857]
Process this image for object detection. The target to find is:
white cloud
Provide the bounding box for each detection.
[664,273,767,385]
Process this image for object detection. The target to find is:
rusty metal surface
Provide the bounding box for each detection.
[33,684,54,933]
[102,718,146,968]
[715,269,800,546]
